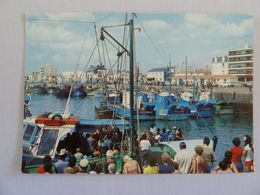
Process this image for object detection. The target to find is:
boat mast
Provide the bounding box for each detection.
[168,54,172,96]
[185,56,187,88]
[129,14,135,155]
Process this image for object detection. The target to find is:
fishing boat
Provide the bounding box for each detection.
[93,89,105,98]
[22,115,77,166]
[154,92,191,120]
[22,109,131,162]
[56,85,87,98]
[56,84,71,98]
[180,91,216,118]
[215,100,234,115]
[95,104,112,119]
[71,85,87,98]
[108,91,155,120]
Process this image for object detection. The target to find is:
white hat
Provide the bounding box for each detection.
[79,159,89,168]
[59,149,67,156]
[106,150,114,159]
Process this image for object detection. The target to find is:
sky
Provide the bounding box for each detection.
[25,12,254,74]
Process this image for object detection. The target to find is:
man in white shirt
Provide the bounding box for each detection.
[174,142,193,173]
[150,124,156,135]
[139,134,151,167]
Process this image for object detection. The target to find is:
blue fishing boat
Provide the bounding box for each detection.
[192,99,216,118]
[108,91,155,120]
[180,91,216,118]
[154,92,191,120]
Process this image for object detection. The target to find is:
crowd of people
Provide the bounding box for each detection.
[23,124,254,174]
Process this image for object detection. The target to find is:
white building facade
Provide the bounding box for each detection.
[145,68,167,84]
[41,64,58,77]
[228,45,253,83]
[211,56,229,75]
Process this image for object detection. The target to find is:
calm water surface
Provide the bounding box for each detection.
[28,93,253,162]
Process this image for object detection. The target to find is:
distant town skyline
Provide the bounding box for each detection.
[25,12,254,74]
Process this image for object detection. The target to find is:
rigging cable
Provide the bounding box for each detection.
[118,13,129,92]
[195,110,216,137]
[135,15,168,66]
[78,38,100,78]
[104,41,112,76]
[93,22,102,66]
[63,35,87,116]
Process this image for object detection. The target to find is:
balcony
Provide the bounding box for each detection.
[228,49,253,56]
[228,64,253,69]
[228,56,253,62]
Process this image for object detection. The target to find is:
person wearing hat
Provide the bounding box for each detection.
[104,150,115,174]
[74,147,83,163]
[54,149,68,174]
[78,156,89,174]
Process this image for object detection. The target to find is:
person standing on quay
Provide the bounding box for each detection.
[189,145,205,173]
[201,137,216,173]
[174,142,193,174]
[139,133,151,167]
[150,124,156,135]
[243,135,254,172]
[230,137,243,172]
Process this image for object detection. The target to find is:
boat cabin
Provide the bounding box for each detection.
[23,122,41,149]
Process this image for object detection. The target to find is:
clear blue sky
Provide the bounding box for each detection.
[25,12,254,74]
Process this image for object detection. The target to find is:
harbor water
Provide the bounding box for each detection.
[27,93,253,163]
